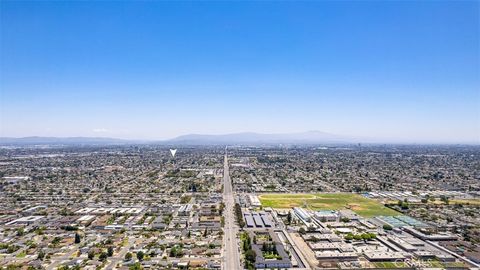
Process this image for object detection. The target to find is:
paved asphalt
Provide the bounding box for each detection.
[222,152,241,270]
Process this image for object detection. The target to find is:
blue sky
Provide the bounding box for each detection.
[0,1,479,143]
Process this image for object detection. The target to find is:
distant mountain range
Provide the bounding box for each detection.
[0,131,351,145]
[170,131,349,144]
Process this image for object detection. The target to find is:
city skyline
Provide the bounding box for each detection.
[1,1,479,143]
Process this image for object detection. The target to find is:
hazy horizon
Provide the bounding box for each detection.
[1,130,479,145]
[1,1,479,144]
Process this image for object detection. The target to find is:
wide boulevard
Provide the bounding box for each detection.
[223,151,241,269]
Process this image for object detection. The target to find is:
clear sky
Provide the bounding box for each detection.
[0,1,479,143]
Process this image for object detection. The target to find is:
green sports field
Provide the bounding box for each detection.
[259,193,399,217]
[373,262,408,268]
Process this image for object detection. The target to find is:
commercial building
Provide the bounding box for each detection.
[249,195,262,207]
[294,207,311,222]
[315,210,339,222]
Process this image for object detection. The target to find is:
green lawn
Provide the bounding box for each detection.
[16,251,26,258]
[450,199,480,205]
[416,260,466,268]
[444,261,468,268]
[373,261,408,268]
[263,252,282,260]
[259,193,399,217]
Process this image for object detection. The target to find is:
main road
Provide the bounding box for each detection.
[223,150,241,270]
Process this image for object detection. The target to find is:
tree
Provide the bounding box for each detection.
[38,249,45,260]
[51,236,62,247]
[107,246,114,257]
[99,251,108,261]
[245,249,256,263]
[88,249,95,260]
[219,202,225,215]
[136,250,145,261]
[361,233,371,241]
[397,200,409,209]
[16,228,25,236]
[440,196,449,205]
[298,227,306,235]
[129,262,143,270]
[125,252,133,261]
[170,245,184,257]
[287,211,292,224]
[341,217,350,223]
[170,246,178,257]
[74,233,81,244]
[383,224,393,230]
[234,203,245,228]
